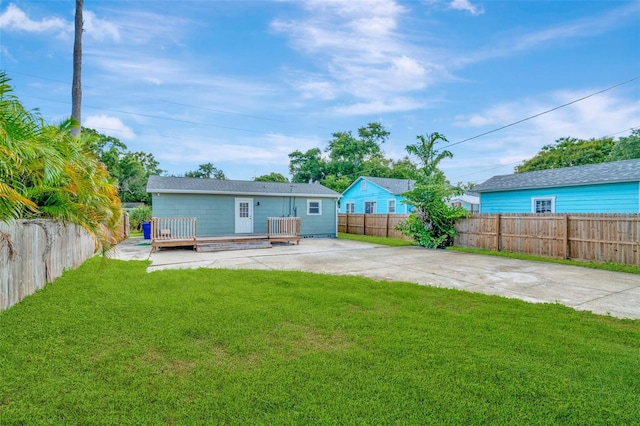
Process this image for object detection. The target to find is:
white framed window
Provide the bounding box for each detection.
[360,180,367,191]
[532,197,555,213]
[388,199,396,213]
[307,199,322,215]
[365,201,377,214]
[345,202,355,213]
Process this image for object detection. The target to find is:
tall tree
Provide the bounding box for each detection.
[288,122,397,192]
[254,173,289,182]
[515,137,615,173]
[71,0,83,137]
[289,148,326,184]
[609,129,640,161]
[81,128,164,203]
[184,163,226,179]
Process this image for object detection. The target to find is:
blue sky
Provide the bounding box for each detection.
[1,0,639,185]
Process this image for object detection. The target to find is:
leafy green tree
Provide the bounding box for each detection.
[320,175,353,194]
[456,181,477,192]
[324,122,391,184]
[254,173,289,182]
[289,122,402,192]
[388,156,419,180]
[184,162,226,179]
[515,137,615,173]
[396,132,467,248]
[289,148,326,184]
[609,129,640,161]
[81,128,163,203]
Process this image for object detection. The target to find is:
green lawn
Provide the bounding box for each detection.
[449,246,640,275]
[1,258,638,425]
[338,232,414,246]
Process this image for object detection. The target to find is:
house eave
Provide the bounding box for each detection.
[475,178,640,193]
[149,188,341,198]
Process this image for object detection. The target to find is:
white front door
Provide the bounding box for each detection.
[235,198,253,233]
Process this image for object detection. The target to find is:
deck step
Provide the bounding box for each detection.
[196,240,272,252]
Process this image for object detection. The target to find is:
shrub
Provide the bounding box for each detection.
[129,205,152,231]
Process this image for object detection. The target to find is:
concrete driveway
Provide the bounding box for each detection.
[112,237,640,320]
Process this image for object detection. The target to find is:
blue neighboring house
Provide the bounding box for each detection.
[449,194,480,213]
[473,158,640,213]
[340,176,415,214]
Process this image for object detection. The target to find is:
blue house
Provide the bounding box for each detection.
[147,176,341,237]
[340,177,415,214]
[449,194,480,213]
[473,159,640,213]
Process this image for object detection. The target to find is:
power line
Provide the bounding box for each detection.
[453,125,640,182]
[25,95,321,142]
[447,76,640,148]
[159,100,288,123]
[7,69,291,125]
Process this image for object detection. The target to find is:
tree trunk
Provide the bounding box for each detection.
[71,0,83,137]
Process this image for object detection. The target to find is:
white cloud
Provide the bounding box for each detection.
[271,0,442,114]
[333,97,425,115]
[296,79,337,100]
[84,115,135,140]
[453,2,639,67]
[449,0,484,16]
[83,10,121,42]
[448,89,640,181]
[0,4,120,42]
[0,4,69,33]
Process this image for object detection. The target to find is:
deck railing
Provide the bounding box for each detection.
[151,217,197,242]
[267,217,300,238]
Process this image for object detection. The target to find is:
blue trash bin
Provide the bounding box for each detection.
[142,222,151,240]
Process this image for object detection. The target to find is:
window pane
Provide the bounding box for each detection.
[534,199,552,213]
[388,200,395,213]
[239,202,249,218]
[309,201,320,214]
[365,201,376,214]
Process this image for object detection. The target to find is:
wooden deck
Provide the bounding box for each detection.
[150,217,300,252]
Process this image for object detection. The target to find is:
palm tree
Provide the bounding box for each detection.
[71,0,83,137]
[0,72,42,220]
[0,71,122,251]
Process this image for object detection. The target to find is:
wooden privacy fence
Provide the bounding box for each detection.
[1,220,95,311]
[454,214,640,266]
[338,214,412,241]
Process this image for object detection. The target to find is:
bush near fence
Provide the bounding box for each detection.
[454,214,640,266]
[0,217,129,312]
[338,214,412,241]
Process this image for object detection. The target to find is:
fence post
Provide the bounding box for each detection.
[563,214,570,259]
[494,214,501,251]
[386,214,390,238]
[346,214,349,234]
[363,214,367,236]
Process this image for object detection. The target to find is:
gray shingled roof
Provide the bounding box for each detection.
[360,176,415,195]
[146,175,341,198]
[474,158,640,193]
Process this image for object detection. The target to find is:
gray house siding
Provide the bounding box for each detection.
[147,176,340,237]
[297,197,338,237]
[151,193,337,237]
